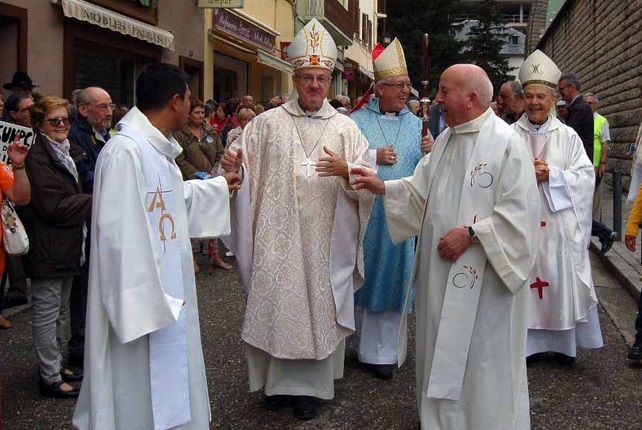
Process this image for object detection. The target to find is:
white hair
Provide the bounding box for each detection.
[375,78,391,91]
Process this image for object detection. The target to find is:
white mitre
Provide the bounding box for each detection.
[519,49,561,89]
[373,38,408,80]
[288,18,337,71]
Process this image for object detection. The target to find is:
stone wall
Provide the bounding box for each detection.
[526,0,548,54]
[534,0,642,187]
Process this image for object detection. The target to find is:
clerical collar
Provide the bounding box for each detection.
[298,101,319,118]
[380,109,400,117]
[450,107,494,135]
[527,116,551,134]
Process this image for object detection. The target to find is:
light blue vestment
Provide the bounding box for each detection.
[351,99,423,312]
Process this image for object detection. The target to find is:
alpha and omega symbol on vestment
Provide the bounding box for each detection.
[452,265,479,289]
[147,174,176,252]
[470,163,494,188]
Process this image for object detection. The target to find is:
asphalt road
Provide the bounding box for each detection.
[1,252,641,430]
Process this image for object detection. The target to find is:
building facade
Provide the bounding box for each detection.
[0,0,206,104]
[204,0,295,104]
[343,0,381,105]
[530,0,642,184]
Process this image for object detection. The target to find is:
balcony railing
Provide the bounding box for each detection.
[300,0,354,46]
[324,0,353,38]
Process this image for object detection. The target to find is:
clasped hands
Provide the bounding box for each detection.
[534,159,549,184]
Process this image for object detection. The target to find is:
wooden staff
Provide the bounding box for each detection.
[420,33,431,137]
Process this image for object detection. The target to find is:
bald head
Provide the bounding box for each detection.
[435,64,493,127]
[77,86,113,132]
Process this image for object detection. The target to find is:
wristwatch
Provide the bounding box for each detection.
[468,226,480,244]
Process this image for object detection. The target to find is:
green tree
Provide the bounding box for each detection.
[385,0,466,97]
[461,0,513,93]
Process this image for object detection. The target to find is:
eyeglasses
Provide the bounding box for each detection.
[45,117,70,126]
[295,75,331,85]
[92,103,116,112]
[381,82,412,90]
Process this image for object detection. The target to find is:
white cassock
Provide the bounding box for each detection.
[512,115,603,357]
[385,109,540,429]
[223,99,373,399]
[73,107,231,430]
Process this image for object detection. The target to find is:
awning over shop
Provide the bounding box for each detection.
[358,65,374,80]
[257,50,293,75]
[52,0,175,50]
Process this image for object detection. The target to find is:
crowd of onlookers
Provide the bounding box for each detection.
[0,67,632,404]
[0,71,318,400]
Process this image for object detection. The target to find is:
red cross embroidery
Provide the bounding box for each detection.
[530,277,549,300]
[540,221,546,227]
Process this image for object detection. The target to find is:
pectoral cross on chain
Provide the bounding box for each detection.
[301,158,317,178]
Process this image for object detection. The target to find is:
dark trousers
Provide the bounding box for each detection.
[591,219,612,243]
[592,174,612,243]
[68,242,89,367]
[5,256,27,302]
[0,268,7,312]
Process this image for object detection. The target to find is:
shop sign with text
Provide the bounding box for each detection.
[214,8,274,52]
[199,0,244,8]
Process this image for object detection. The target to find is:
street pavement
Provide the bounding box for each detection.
[2,224,642,429]
[0,185,642,430]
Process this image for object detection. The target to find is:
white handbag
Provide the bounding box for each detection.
[1,199,29,256]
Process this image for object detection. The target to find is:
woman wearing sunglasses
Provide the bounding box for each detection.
[21,96,92,398]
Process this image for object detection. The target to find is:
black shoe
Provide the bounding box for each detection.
[600,231,617,255]
[293,396,317,420]
[38,379,80,398]
[628,344,642,360]
[61,368,83,383]
[526,352,544,367]
[553,352,576,365]
[365,363,395,380]
[264,395,290,411]
[67,354,84,368]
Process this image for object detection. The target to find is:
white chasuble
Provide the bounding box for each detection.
[513,116,598,328]
[512,115,603,354]
[223,99,374,362]
[385,109,540,429]
[73,108,230,430]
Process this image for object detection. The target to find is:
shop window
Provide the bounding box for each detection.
[180,56,204,101]
[261,75,275,104]
[74,43,136,107]
[213,53,247,103]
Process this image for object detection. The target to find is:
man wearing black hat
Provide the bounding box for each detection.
[3,72,39,96]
